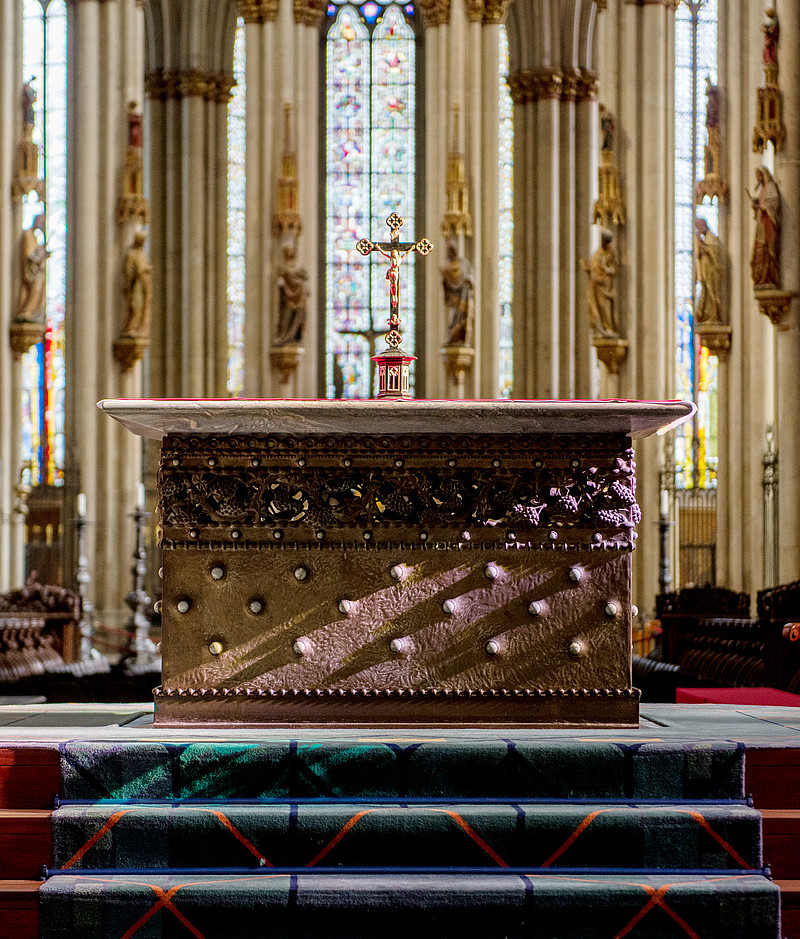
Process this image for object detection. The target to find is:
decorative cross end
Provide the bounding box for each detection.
[356,238,374,256]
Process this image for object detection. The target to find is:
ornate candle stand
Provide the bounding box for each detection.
[73,502,95,661]
[123,498,159,671]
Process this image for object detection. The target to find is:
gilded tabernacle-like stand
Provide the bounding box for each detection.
[101,398,693,728]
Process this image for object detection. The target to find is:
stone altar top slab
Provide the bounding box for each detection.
[98,398,695,440]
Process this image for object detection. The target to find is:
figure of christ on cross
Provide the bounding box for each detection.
[355,212,433,351]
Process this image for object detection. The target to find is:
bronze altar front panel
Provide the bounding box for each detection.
[155,432,639,726]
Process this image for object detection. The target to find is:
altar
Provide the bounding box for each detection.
[101,398,693,727]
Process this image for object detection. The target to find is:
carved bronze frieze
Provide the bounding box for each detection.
[158,433,639,550]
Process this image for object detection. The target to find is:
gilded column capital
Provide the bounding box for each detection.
[237,0,279,22]
[293,0,326,26]
[561,69,582,102]
[507,68,564,104]
[482,0,511,23]
[595,0,607,9]
[418,0,450,27]
[466,0,483,22]
[145,69,236,103]
[577,70,599,102]
[624,0,679,7]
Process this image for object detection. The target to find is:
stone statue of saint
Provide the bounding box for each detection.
[127,101,143,149]
[441,240,475,346]
[600,104,615,153]
[21,79,36,128]
[762,9,779,69]
[15,214,49,324]
[121,230,153,337]
[694,218,722,324]
[580,230,618,338]
[705,77,719,130]
[750,166,781,289]
[273,243,308,346]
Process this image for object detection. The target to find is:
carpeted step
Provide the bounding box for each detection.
[51,801,762,872]
[39,870,781,938]
[58,738,745,801]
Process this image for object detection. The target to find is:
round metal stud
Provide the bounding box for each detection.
[158,567,164,580]
[492,459,501,467]
[209,641,223,656]
[298,458,306,467]
[231,530,241,540]
[316,530,325,540]
[461,531,471,541]
[534,460,543,468]
[293,638,309,656]
[484,563,499,581]
[338,599,352,614]
[507,532,516,542]
[208,457,217,467]
[251,458,260,467]
[273,530,283,540]
[389,638,406,654]
[363,531,372,541]
[176,599,190,614]
[605,601,619,618]
[211,566,225,581]
[344,459,352,467]
[568,566,583,582]
[172,458,179,466]
[294,566,309,582]
[395,459,404,467]
[528,600,544,616]
[154,600,163,615]
[485,639,501,656]
[549,530,558,540]
[248,599,264,615]
[632,605,639,617]
[448,459,456,467]
[442,599,456,614]
[568,640,585,657]
[156,642,162,653]
[420,532,428,541]
[189,530,198,539]
[390,565,404,581]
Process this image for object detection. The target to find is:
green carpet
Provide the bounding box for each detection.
[39,871,780,938]
[39,734,778,938]
[58,738,745,800]
[52,802,761,871]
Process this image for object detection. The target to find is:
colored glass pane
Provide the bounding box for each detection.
[499,25,513,398]
[325,1,417,399]
[227,19,246,396]
[674,0,718,489]
[21,0,66,486]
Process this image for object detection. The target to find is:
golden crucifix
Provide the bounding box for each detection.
[356,212,433,350]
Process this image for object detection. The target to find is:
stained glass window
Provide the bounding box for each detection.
[227,18,246,396]
[325,0,418,399]
[674,0,718,489]
[498,25,513,398]
[21,0,67,487]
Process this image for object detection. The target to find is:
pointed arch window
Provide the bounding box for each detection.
[324,0,419,399]
[674,0,719,491]
[20,0,67,487]
[227,17,246,396]
[498,24,513,398]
